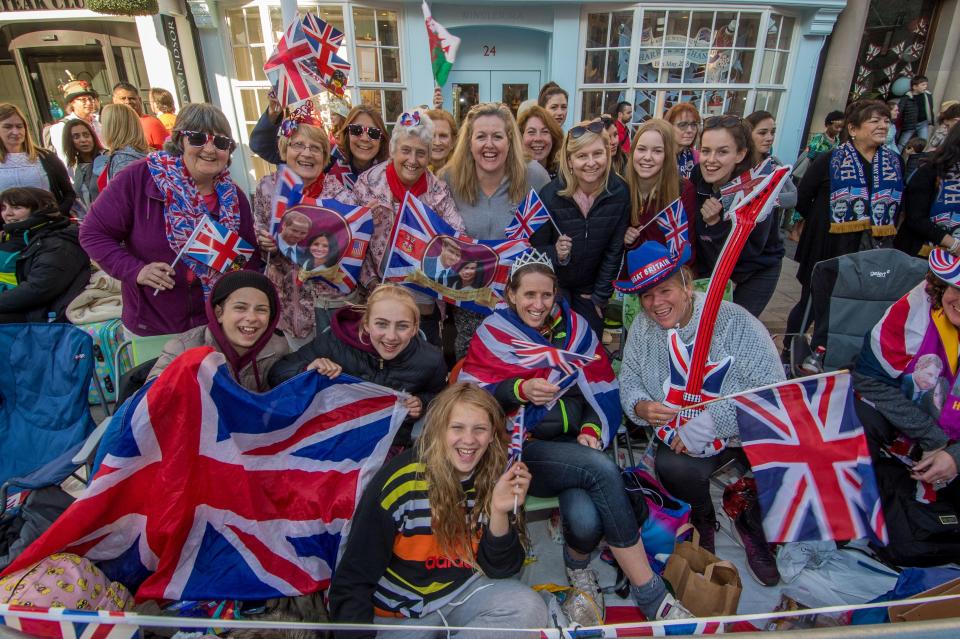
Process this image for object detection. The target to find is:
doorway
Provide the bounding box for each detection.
[448,70,541,124]
[22,47,111,124]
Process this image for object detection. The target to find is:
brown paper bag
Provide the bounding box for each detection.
[663,524,743,617]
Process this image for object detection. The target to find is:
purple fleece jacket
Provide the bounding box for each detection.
[79,159,261,336]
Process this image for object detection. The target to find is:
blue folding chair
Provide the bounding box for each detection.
[0,324,108,517]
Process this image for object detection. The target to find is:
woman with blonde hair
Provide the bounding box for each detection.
[0,103,74,214]
[268,283,447,445]
[440,102,550,356]
[530,120,630,335]
[623,119,697,252]
[252,104,354,345]
[95,103,150,183]
[518,104,563,178]
[149,87,177,132]
[329,382,546,637]
[424,108,458,172]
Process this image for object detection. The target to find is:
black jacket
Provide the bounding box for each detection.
[690,165,784,281]
[249,109,283,166]
[267,307,448,409]
[894,162,944,257]
[0,213,90,322]
[531,173,630,306]
[899,91,934,132]
[37,150,76,216]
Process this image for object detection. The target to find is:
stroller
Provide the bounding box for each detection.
[787,249,927,376]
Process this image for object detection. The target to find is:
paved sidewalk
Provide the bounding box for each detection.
[759,257,801,350]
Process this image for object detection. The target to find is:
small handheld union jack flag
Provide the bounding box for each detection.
[653,198,689,258]
[507,407,525,465]
[509,337,597,377]
[182,218,255,273]
[504,189,555,240]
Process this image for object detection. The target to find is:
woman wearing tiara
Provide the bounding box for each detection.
[459,250,693,627]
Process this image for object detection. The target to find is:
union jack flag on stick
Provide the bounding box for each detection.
[264,16,327,108]
[504,189,560,240]
[0,348,408,600]
[179,217,254,273]
[300,13,351,97]
[733,371,887,544]
[654,198,689,257]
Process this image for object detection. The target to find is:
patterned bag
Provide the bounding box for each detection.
[0,552,133,611]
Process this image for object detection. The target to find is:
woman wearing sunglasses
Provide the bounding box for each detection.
[690,114,784,317]
[252,104,355,348]
[353,110,463,344]
[530,119,630,336]
[334,105,391,187]
[440,103,550,358]
[80,103,261,337]
[664,103,701,180]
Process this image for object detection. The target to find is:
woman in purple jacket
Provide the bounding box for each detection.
[80,104,260,337]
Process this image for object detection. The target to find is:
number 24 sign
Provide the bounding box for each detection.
[482,45,496,56]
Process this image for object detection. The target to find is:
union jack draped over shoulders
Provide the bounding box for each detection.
[0,347,408,601]
[864,282,931,379]
[734,372,887,544]
[459,299,620,445]
[382,193,530,315]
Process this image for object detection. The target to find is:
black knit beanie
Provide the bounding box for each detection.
[209,271,277,322]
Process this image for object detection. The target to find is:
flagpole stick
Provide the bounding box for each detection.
[154,224,203,296]
[680,369,848,412]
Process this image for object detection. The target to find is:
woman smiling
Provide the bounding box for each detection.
[354,110,463,344]
[531,119,630,335]
[518,105,562,178]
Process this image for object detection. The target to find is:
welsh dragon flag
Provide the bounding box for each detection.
[422,1,460,87]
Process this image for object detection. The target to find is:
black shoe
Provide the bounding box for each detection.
[735,507,780,586]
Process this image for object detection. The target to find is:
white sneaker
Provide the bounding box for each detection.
[562,566,605,627]
[655,592,694,620]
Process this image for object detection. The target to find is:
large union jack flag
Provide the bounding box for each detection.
[269,165,305,235]
[504,189,551,240]
[459,299,620,445]
[733,373,887,544]
[653,198,689,258]
[383,193,530,315]
[182,217,255,273]
[0,606,138,639]
[0,347,407,601]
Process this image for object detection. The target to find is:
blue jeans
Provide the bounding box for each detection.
[523,438,640,554]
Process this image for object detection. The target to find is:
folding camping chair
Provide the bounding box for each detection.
[786,249,927,377]
[0,324,110,518]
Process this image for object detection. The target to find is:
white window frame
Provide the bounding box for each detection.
[575,4,798,124]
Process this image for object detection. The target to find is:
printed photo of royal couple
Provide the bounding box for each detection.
[903,353,950,420]
[274,205,351,280]
[420,236,496,291]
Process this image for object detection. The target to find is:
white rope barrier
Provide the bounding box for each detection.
[3,592,960,636]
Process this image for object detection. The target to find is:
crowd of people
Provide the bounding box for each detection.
[1,70,959,638]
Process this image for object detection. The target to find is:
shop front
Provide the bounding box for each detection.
[0,0,207,141]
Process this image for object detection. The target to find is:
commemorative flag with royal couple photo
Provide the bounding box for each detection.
[271,191,373,295]
[382,193,531,315]
[0,347,409,601]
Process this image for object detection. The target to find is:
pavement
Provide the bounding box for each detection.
[759,256,801,351]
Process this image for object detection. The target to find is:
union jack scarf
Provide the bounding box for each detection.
[148,152,241,296]
[459,299,620,445]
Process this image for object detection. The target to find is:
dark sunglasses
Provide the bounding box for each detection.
[568,121,605,139]
[181,130,234,151]
[703,115,742,129]
[346,124,383,140]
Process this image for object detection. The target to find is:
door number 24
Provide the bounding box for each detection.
[482,45,496,56]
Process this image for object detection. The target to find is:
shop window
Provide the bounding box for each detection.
[583,11,632,84]
[237,86,275,181]
[582,7,786,121]
[847,0,938,100]
[352,7,402,84]
[226,7,267,83]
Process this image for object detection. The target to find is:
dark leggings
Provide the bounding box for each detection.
[654,444,749,528]
[732,262,782,318]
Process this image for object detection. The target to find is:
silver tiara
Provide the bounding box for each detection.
[510,249,554,278]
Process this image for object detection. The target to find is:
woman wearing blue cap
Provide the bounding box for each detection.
[617,240,785,587]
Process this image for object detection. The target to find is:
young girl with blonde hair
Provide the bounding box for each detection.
[268,284,447,444]
[329,382,547,637]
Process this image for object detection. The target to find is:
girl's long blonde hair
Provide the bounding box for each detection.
[626,119,680,226]
[416,383,509,565]
[440,103,528,207]
[557,121,612,198]
[101,103,149,154]
[357,284,420,343]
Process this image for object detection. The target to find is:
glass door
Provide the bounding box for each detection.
[491,71,541,118]
[23,47,110,124]
[445,70,490,125]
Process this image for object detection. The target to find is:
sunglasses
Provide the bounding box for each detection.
[181,130,234,151]
[568,121,605,139]
[703,115,742,129]
[346,124,383,140]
